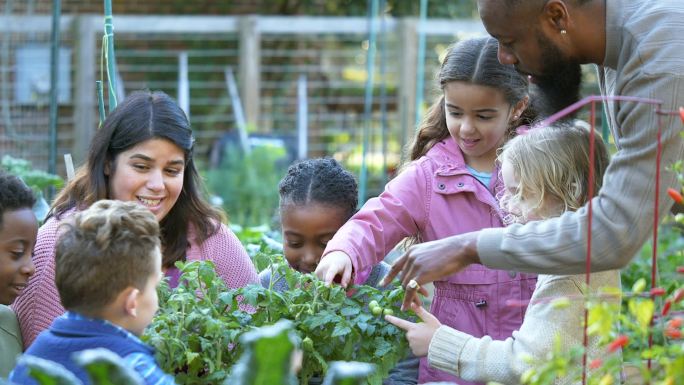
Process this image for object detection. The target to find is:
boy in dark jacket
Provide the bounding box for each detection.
[10,200,175,385]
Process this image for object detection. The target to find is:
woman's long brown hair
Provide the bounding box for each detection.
[51,90,223,268]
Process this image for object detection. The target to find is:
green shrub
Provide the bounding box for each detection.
[205,144,285,227]
[144,258,410,385]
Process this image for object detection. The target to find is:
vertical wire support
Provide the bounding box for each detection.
[103,0,118,112]
[648,110,664,372]
[378,0,389,186]
[413,0,428,127]
[48,0,62,185]
[297,74,308,160]
[581,100,597,385]
[359,0,379,206]
[96,80,106,126]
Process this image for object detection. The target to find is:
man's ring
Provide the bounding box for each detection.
[408,279,420,290]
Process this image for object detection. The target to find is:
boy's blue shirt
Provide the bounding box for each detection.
[9,312,175,385]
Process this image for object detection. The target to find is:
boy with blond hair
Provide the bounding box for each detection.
[10,200,175,385]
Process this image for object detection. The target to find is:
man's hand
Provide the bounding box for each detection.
[384,303,441,357]
[380,232,481,310]
[314,251,353,287]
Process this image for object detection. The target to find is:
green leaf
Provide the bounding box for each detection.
[332,323,352,338]
[587,302,615,337]
[341,306,361,317]
[373,339,393,357]
[73,348,144,385]
[219,291,236,311]
[185,351,200,364]
[321,361,375,384]
[306,312,338,329]
[19,355,83,385]
[242,284,264,306]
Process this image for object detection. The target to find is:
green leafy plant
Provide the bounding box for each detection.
[520,281,682,385]
[320,362,375,385]
[12,348,144,385]
[229,224,283,271]
[72,349,144,385]
[227,319,299,385]
[1,155,63,193]
[17,355,82,385]
[144,258,411,385]
[1,155,64,223]
[206,143,285,227]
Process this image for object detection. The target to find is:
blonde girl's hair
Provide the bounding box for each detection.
[407,36,535,161]
[499,122,610,224]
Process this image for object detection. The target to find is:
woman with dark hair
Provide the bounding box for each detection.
[13,90,258,347]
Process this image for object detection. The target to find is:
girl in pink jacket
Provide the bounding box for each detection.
[316,37,537,384]
[13,90,258,348]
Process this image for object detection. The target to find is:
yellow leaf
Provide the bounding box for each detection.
[629,299,655,330]
[587,304,614,336]
[551,297,571,309]
[520,368,536,384]
[599,374,614,385]
[598,286,622,297]
[632,278,647,294]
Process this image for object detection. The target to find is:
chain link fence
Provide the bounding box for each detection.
[1,14,484,185]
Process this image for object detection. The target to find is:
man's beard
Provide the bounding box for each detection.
[527,31,583,120]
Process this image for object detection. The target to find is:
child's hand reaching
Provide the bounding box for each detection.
[315,251,353,287]
[384,302,441,356]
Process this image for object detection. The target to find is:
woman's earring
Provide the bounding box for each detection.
[560,29,567,35]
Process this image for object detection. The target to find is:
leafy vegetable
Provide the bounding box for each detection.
[145,257,411,385]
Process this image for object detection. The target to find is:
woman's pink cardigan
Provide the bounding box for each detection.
[12,211,258,347]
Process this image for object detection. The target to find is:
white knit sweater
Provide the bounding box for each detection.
[427,270,621,385]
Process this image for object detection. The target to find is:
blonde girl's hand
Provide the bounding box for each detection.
[384,303,441,357]
[314,251,353,287]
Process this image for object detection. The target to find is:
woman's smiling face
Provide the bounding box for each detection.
[108,138,185,221]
